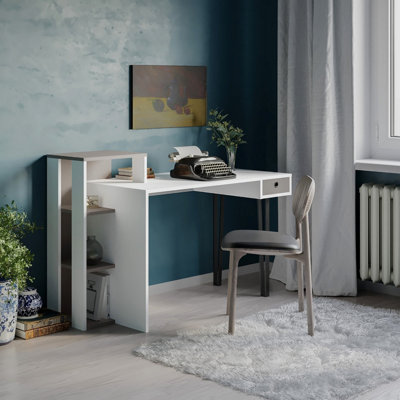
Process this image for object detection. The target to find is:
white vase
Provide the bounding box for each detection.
[0,280,18,345]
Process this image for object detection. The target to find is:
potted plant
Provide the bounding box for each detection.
[0,202,36,345]
[206,109,246,170]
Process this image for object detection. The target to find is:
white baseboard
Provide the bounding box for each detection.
[149,263,260,295]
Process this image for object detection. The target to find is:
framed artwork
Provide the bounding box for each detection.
[129,65,207,129]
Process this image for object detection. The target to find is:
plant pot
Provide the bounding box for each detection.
[18,287,42,319]
[0,280,18,345]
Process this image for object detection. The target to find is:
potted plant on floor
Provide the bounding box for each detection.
[0,202,36,345]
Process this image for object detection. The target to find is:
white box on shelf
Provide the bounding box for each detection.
[132,153,147,183]
[87,272,108,321]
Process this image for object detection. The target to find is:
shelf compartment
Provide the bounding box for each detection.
[87,318,115,330]
[61,261,115,273]
[61,206,115,215]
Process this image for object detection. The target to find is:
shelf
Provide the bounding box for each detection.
[47,150,138,162]
[355,159,400,174]
[87,318,115,330]
[87,261,115,273]
[61,261,115,273]
[61,206,115,215]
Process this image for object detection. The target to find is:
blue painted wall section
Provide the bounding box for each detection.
[214,0,278,269]
[0,0,277,295]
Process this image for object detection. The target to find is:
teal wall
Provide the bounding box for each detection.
[0,0,277,297]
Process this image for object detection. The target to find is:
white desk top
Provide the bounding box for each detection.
[88,169,292,199]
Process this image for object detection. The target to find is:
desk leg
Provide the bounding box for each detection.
[264,199,270,296]
[219,196,224,280]
[258,199,270,297]
[213,194,224,286]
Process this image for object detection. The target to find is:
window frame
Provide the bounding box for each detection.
[369,0,400,159]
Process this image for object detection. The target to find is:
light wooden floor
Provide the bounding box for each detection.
[1,273,400,400]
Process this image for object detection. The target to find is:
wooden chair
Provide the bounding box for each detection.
[221,175,316,336]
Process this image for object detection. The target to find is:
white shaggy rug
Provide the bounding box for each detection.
[134,298,400,400]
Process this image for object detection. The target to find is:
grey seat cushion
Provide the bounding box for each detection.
[222,230,300,251]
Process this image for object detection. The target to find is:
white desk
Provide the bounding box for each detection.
[47,153,291,332]
[86,170,291,332]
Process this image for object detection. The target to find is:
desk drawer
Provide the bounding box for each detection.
[262,176,291,197]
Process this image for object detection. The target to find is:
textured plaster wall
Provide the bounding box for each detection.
[0,0,216,181]
[0,0,277,298]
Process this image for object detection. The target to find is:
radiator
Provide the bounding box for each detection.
[359,183,400,286]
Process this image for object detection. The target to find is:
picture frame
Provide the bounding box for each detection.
[129,65,207,129]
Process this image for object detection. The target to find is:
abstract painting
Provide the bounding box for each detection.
[130,65,207,129]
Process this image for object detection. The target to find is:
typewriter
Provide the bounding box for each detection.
[169,146,236,181]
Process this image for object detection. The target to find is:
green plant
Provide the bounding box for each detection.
[0,201,37,289]
[206,109,246,149]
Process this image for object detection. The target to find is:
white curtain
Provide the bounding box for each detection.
[270,0,357,296]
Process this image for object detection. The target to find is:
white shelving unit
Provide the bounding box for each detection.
[47,151,145,331]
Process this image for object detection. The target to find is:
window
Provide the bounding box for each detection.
[367,0,400,158]
[392,0,400,137]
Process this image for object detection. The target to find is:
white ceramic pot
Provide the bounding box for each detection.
[0,280,18,345]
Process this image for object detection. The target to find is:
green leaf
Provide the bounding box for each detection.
[206,108,246,149]
[0,202,37,289]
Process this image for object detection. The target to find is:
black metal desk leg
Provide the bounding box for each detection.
[264,199,270,296]
[218,196,224,284]
[258,199,270,297]
[213,194,224,286]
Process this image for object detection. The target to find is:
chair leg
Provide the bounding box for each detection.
[228,250,243,335]
[259,257,269,297]
[303,215,314,336]
[226,251,234,315]
[304,258,314,336]
[297,261,304,312]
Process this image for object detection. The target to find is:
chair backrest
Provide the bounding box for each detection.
[292,175,315,223]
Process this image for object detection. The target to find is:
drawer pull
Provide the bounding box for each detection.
[274,182,279,188]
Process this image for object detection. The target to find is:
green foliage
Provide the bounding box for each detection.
[0,201,37,290]
[206,109,246,149]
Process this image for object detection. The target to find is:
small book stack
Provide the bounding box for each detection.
[16,310,70,340]
[115,167,155,180]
